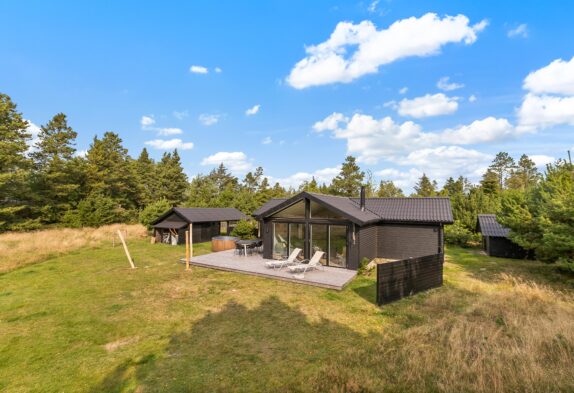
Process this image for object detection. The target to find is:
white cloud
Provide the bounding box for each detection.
[469,94,477,102]
[173,110,189,120]
[508,24,528,38]
[399,86,408,95]
[437,76,464,91]
[201,151,253,173]
[262,136,272,144]
[530,154,555,167]
[286,13,487,89]
[25,120,41,152]
[145,139,194,150]
[190,65,208,74]
[74,149,88,158]
[397,93,459,118]
[367,0,379,13]
[268,166,341,189]
[141,115,155,127]
[313,112,514,164]
[245,104,261,116]
[214,67,223,73]
[157,127,183,136]
[523,56,574,95]
[198,113,222,126]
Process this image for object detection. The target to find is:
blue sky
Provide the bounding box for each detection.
[2,1,573,192]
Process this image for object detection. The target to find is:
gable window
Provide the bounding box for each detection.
[272,200,305,218]
[309,201,344,219]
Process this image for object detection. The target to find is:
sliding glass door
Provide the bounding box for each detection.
[310,224,347,268]
[272,223,288,258]
[310,224,328,265]
[289,223,305,260]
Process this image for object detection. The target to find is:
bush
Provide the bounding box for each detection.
[139,198,172,231]
[556,258,574,274]
[230,219,257,240]
[445,221,481,248]
[62,193,128,228]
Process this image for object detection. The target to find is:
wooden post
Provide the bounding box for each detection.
[189,223,193,257]
[117,230,135,269]
[185,230,190,271]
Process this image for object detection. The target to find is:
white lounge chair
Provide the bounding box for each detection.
[288,251,324,278]
[265,248,302,269]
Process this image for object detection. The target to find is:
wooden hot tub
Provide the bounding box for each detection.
[212,236,239,252]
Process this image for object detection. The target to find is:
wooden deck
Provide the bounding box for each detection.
[183,250,356,290]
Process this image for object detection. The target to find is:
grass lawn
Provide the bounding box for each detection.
[1,235,574,392]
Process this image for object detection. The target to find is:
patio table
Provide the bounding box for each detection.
[236,239,258,256]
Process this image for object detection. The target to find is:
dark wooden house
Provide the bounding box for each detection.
[477,214,530,258]
[253,189,453,270]
[152,207,248,245]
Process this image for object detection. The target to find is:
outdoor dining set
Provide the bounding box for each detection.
[234,239,263,256]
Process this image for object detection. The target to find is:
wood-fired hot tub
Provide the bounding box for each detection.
[211,236,239,252]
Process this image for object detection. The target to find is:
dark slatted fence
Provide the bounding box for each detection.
[376,253,444,305]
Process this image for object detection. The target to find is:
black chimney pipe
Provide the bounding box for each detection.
[360,186,366,211]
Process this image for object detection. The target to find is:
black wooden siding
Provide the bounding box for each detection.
[377,224,440,260]
[485,236,530,259]
[262,220,273,259]
[358,225,378,264]
[376,253,444,305]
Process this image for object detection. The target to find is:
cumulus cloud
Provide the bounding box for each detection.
[517,57,574,131]
[74,149,88,158]
[507,24,528,38]
[201,151,253,173]
[530,154,555,167]
[262,136,272,144]
[313,112,514,164]
[396,93,459,118]
[190,65,208,74]
[145,139,194,150]
[156,127,183,136]
[25,120,41,152]
[523,56,574,95]
[141,115,155,127]
[286,13,487,89]
[437,76,464,91]
[198,113,223,126]
[245,104,261,116]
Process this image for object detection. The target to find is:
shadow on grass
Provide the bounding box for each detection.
[91,296,371,392]
[352,280,377,306]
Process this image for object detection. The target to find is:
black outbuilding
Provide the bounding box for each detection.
[152,207,248,245]
[476,214,530,258]
[253,189,454,270]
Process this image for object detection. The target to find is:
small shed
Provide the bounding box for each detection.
[152,207,248,245]
[476,214,529,258]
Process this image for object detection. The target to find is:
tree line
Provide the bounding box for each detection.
[1,93,572,271]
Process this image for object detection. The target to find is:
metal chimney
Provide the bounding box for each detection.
[360,186,366,211]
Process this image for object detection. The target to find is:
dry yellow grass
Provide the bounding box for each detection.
[0,224,148,273]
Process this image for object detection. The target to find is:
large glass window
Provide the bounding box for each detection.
[329,225,347,268]
[310,225,328,265]
[310,201,344,219]
[272,223,288,258]
[272,200,305,218]
[289,223,305,260]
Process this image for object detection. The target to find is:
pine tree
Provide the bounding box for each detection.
[157,150,188,206]
[480,169,500,194]
[299,177,320,193]
[133,148,158,207]
[0,93,33,230]
[330,156,365,196]
[489,152,516,190]
[413,174,437,197]
[30,113,81,223]
[377,180,404,197]
[506,154,540,191]
[85,132,137,209]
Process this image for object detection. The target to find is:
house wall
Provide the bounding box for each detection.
[485,236,529,259]
[358,224,378,265]
[262,220,273,259]
[377,224,441,260]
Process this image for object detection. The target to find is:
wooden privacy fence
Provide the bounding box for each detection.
[376,253,444,305]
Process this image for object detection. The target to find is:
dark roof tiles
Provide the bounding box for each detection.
[477,214,510,237]
[154,207,248,225]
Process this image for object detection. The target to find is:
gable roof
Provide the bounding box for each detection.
[153,207,248,225]
[253,192,453,225]
[477,214,510,237]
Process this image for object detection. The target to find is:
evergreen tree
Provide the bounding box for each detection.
[30,113,81,223]
[186,175,218,207]
[85,132,137,209]
[480,169,500,194]
[209,163,238,193]
[156,150,188,206]
[133,148,158,207]
[377,180,404,197]
[330,156,365,196]
[299,177,320,193]
[488,152,516,190]
[413,173,437,197]
[0,93,33,230]
[506,154,540,191]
